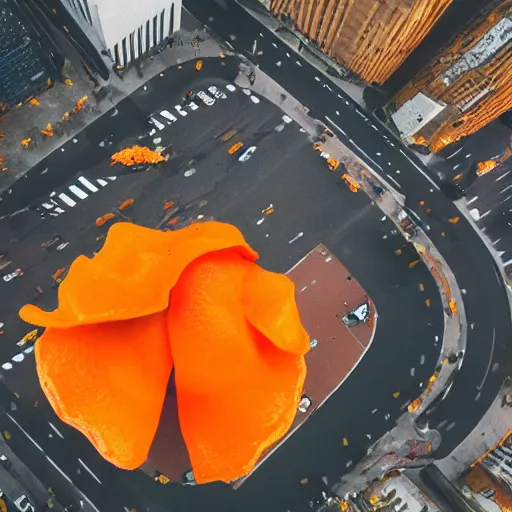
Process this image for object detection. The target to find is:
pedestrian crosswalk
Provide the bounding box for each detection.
[35,176,117,219]
[147,83,261,136]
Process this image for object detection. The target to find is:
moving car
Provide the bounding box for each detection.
[221,129,237,142]
[196,90,215,106]
[228,141,244,155]
[208,86,227,100]
[238,146,257,162]
[3,269,23,283]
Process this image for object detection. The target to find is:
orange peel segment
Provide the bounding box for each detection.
[35,311,172,470]
[168,250,307,483]
[242,266,309,355]
[20,221,258,328]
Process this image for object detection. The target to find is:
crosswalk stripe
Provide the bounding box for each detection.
[78,176,99,192]
[160,110,177,122]
[150,117,165,130]
[68,185,89,199]
[97,179,108,187]
[107,176,117,181]
[58,193,76,207]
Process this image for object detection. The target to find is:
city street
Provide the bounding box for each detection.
[183,0,512,458]
[0,55,444,511]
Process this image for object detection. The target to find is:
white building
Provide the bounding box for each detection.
[62,0,182,68]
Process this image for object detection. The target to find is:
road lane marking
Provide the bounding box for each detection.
[78,177,99,192]
[58,193,76,207]
[399,148,440,190]
[386,174,401,189]
[7,414,43,451]
[149,117,165,130]
[97,179,108,187]
[78,458,102,484]
[48,422,65,439]
[446,147,463,159]
[496,170,511,182]
[160,110,177,123]
[68,185,88,200]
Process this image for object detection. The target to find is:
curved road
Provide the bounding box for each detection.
[183,0,512,455]
[0,57,444,511]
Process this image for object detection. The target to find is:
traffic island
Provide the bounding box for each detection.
[143,243,377,485]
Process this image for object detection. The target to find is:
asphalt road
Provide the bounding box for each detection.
[183,0,512,456]
[0,56,444,511]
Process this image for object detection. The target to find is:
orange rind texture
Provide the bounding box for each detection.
[168,250,308,483]
[20,221,309,483]
[20,222,257,328]
[36,312,172,469]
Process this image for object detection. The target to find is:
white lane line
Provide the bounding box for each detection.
[325,116,384,173]
[224,40,234,50]
[78,458,102,484]
[272,42,278,48]
[466,196,478,205]
[314,76,321,82]
[78,177,99,192]
[97,179,108,187]
[496,170,511,182]
[295,60,302,66]
[288,232,304,244]
[58,193,76,207]
[48,422,65,439]
[492,238,501,246]
[500,184,512,194]
[7,413,43,451]
[149,117,165,130]
[107,176,117,181]
[386,174,402,189]
[477,328,495,390]
[399,149,440,190]
[446,147,463,159]
[323,84,332,91]
[68,185,88,200]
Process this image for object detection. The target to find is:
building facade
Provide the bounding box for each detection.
[388,0,512,152]
[62,0,182,69]
[269,0,453,85]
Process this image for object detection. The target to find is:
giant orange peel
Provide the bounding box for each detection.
[20,221,309,483]
[111,146,164,166]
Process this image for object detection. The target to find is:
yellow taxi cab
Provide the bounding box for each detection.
[228,141,243,154]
